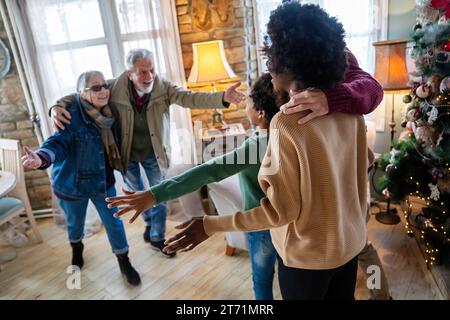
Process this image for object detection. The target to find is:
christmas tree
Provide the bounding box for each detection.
[378,0,450,265]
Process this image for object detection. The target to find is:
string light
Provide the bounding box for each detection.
[379,126,449,266]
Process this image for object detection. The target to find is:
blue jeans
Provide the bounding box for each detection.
[124,153,167,242]
[246,230,276,300]
[57,186,129,255]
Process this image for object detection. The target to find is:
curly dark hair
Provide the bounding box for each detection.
[249,73,288,122]
[263,1,347,90]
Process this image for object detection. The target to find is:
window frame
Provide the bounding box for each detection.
[39,0,165,79]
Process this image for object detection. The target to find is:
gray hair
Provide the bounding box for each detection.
[76,70,105,92]
[125,48,154,71]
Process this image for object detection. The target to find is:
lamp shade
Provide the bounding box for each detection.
[373,39,409,93]
[188,40,236,83]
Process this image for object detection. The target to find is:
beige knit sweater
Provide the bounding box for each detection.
[204,111,368,270]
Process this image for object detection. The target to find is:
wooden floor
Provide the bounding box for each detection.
[0,205,444,300]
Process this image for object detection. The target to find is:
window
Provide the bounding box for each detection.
[24,0,168,98]
[254,0,387,75]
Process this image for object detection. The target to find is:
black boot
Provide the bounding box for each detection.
[70,241,84,269]
[116,252,141,286]
[143,226,151,243]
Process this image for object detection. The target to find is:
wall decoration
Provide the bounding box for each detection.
[0,39,11,79]
[192,0,212,31]
[211,0,233,26]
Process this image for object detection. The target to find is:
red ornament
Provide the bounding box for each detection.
[431,0,449,8]
[431,0,450,18]
[444,42,450,52]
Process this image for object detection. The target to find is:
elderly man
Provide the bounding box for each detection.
[50,48,244,257]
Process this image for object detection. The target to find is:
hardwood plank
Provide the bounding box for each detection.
[0,206,442,300]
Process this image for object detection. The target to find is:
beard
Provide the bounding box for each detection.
[136,81,154,96]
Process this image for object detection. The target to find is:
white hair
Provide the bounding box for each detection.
[76,70,104,92]
[125,48,154,71]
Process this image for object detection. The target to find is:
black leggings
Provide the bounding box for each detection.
[277,255,358,300]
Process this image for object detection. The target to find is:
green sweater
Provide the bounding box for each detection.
[151,132,268,211]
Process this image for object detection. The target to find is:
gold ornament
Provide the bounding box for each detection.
[403,94,413,104]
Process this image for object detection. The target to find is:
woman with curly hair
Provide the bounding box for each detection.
[163,1,368,299]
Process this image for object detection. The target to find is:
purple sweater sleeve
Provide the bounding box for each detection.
[36,150,52,170]
[324,49,384,115]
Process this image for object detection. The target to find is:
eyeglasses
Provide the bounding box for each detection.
[85,83,110,92]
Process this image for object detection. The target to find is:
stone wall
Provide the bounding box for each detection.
[175,0,258,129]
[0,16,52,210]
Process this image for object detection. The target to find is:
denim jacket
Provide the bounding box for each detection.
[40,95,114,198]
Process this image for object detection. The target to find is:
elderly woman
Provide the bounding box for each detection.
[22,71,140,286]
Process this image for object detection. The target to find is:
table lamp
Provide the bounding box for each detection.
[188,40,238,129]
[373,39,410,225]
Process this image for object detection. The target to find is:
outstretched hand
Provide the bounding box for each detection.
[163,217,209,254]
[21,146,42,169]
[223,82,245,104]
[106,188,155,224]
[280,88,329,124]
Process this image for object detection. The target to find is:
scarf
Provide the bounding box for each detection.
[81,100,124,173]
